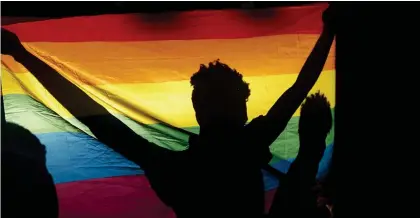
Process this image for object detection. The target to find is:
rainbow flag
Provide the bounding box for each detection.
[2,3,335,218]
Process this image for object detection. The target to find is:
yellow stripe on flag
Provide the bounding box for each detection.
[2,64,335,127]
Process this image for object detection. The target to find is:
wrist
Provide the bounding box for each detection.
[14,48,32,63]
[322,25,335,36]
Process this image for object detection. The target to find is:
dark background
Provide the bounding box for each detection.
[2,1,313,17]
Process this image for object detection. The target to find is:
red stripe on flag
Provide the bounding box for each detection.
[3,4,327,42]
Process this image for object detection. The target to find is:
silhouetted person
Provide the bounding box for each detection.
[1,8,333,216]
[268,92,333,218]
[1,93,59,217]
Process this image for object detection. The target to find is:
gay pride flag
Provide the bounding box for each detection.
[2,3,335,218]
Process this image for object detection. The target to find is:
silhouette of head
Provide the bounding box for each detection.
[2,122,58,218]
[299,91,332,137]
[298,92,332,158]
[191,60,250,129]
[3,122,47,164]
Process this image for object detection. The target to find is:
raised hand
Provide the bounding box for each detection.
[1,28,26,58]
[322,4,338,33]
[298,91,333,148]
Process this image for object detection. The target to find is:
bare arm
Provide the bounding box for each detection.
[269,91,334,217]
[268,139,326,218]
[1,28,168,166]
[246,26,334,157]
[265,27,334,134]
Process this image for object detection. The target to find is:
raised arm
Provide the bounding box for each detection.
[268,92,333,218]
[265,23,334,131]
[245,7,335,170]
[254,8,335,147]
[1,28,167,165]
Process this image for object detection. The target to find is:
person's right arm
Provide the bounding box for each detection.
[1,28,168,166]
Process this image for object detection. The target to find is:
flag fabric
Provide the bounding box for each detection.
[1,3,334,218]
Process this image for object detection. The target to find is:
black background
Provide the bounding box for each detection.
[2,1,313,17]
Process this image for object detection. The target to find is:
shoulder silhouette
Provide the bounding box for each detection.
[2,122,59,218]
